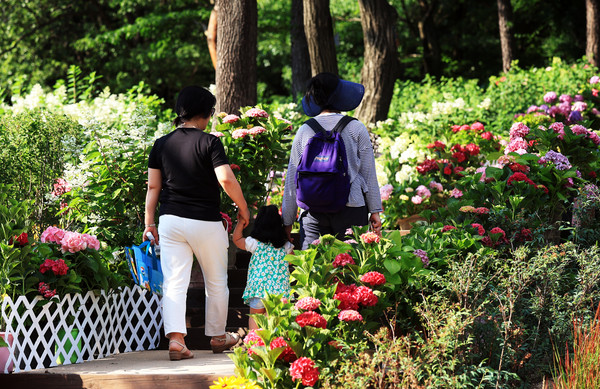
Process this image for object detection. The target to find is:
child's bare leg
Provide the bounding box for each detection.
[249,307,266,330]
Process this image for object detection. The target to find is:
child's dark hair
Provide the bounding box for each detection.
[250,205,287,248]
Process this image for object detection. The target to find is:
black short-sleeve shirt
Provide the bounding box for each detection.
[148,128,229,221]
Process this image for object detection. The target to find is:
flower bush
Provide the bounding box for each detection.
[213,106,293,217]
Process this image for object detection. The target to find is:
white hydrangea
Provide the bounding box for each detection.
[398,145,426,164]
[395,164,415,183]
[478,98,492,110]
[375,160,388,186]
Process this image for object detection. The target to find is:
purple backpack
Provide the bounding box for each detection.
[296,116,356,213]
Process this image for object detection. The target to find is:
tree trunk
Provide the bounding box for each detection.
[215,0,257,114]
[303,0,338,75]
[355,0,399,125]
[291,0,312,100]
[497,0,515,73]
[587,0,600,67]
[417,0,441,77]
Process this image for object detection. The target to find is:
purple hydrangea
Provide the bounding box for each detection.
[541,150,572,170]
[413,249,429,267]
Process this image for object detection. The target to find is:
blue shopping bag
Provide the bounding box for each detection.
[125,240,163,295]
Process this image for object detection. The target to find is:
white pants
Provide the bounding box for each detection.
[158,214,229,337]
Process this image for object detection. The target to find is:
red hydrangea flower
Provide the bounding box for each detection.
[338,309,363,322]
[334,292,360,310]
[40,258,69,276]
[270,337,297,362]
[295,297,321,311]
[537,184,549,194]
[507,172,535,186]
[360,232,380,244]
[465,143,480,156]
[9,232,28,247]
[471,223,486,236]
[332,252,355,268]
[451,125,461,133]
[453,166,465,176]
[441,225,457,232]
[38,282,56,299]
[489,227,507,240]
[459,124,470,132]
[290,357,319,387]
[508,163,530,173]
[450,144,464,153]
[416,159,439,174]
[335,282,357,294]
[354,286,378,307]
[443,164,453,175]
[427,140,446,151]
[360,271,386,286]
[474,207,490,214]
[295,311,327,329]
[230,164,240,171]
[481,131,494,140]
[452,151,467,163]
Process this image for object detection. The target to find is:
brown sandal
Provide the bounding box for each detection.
[169,340,194,361]
[210,333,240,353]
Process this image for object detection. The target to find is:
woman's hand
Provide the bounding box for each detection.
[369,212,382,236]
[143,226,159,245]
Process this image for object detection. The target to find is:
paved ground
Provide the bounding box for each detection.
[0,349,237,389]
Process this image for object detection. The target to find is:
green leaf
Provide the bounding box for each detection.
[383,259,402,274]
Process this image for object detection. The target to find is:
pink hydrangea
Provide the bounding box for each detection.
[360,271,386,286]
[295,297,321,311]
[360,231,380,244]
[243,329,265,356]
[471,122,485,131]
[248,126,266,135]
[289,357,319,387]
[209,131,224,137]
[591,76,600,84]
[231,129,249,139]
[504,137,528,155]
[411,195,423,204]
[338,309,363,322]
[82,233,100,250]
[571,124,588,135]
[380,184,393,201]
[416,185,431,199]
[429,180,443,192]
[572,101,588,112]
[543,91,558,103]
[450,188,463,198]
[245,107,269,118]
[333,252,355,267]
[40,226,65,244]
[509,122,530,139]
[38,282,56,299]
[51,178,71,197]
[60,231,88,253]
[222,114,240,123]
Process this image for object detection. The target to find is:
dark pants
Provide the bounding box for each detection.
[300,206,369,250]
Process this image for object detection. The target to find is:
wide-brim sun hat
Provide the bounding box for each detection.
[302,77,365,117]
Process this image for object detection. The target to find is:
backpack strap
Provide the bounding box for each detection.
[304,116,357,137]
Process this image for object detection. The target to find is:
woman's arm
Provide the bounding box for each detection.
[143,168,161,244]
[215,164,250,227]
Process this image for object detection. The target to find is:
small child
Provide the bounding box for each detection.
[232,205,294,330]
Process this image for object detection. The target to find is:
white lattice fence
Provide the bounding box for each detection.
[1,286,162,373]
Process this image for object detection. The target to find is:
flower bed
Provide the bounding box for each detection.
[1,286,162,373]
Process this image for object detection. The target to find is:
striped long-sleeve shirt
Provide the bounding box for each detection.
[282,112,383,226]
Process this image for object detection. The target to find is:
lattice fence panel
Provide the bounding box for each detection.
[1,286,162,373]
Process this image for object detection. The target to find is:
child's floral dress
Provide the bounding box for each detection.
[242,237,293,305]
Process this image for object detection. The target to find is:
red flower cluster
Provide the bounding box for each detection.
[515,228,534,242]
[9,232,28,247]
[481,131,494,140]
[441,225,457,232]
[332,252,355,268]
[38,282,56,299]
[451,122,485,133]
[354,286,378,307]
[40,258,69,276]
[289,357,319,387]
[427,140,446,151]
[338,309,363,322]
[465,143,480,156]
[508,163,530,173]
[359,271,386,286]
[295,297,321,311]
[230,164,240,171]
[295,311,327,329]
[507,172,536,186]
[270,337,297,362]
[417,159,439,174]
[471,223,486,236]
